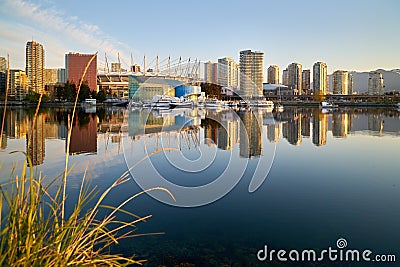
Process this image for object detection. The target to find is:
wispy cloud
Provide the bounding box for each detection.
[0,0,135,68]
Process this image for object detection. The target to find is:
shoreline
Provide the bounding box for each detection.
[1,100,398,109]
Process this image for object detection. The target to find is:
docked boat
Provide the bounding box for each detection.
[205,99,223,108]
[82,98,97,106]
[254,100,274,109]
[320,101,338,108]
[151,95,172,108]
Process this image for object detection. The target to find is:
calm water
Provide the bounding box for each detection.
[0,106,399,266]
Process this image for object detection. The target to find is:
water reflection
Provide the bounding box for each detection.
[1,106,399,265]
[239,110,262,157]
[312,110,328,146]
[0,107,400,167]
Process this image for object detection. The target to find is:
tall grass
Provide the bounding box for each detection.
[0,156,174,265]
[0,54,175,265]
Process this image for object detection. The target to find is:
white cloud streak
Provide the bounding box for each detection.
[0,0,135,69]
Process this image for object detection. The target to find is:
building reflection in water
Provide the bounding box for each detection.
[69,112,97,155]
[203,117,218,147]
[332,112,349,138]
[0,107,399,166]
[301,110,311,137]
[26,113,45,166]
[202,110,240,150]
[312,110,328,146]
[266,123,280,143]
[1,108,28,149]
[282,109,302,146]
[218,111,239,150]
[128,108,201,153]
[368,113,384,136]
[239,110,262,158]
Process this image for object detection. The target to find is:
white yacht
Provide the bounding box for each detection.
[151,95,172,108]
[320,101,338,108]
[170,98,194,109]
[254,100,274,109]
[205,99,223,108]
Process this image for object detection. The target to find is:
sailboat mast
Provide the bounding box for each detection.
[156,55,159,75]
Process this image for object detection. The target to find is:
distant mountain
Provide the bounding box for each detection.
[328,69,400,93]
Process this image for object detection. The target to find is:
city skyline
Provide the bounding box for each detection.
[0,0,399,73]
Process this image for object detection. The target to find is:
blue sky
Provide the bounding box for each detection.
[0,0,399,74]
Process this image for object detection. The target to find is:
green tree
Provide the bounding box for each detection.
[25,92,41,102]
[78,83,91,102]
[96,88,107,102]
[63,82,77,102]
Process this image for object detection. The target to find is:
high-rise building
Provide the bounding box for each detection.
[57,68,66,83]
[239,50,264,97]
[26,40,45,94]
[287,63,302,94]
[204,61,218,84]
[8,69,27,100]
[218,57,238,88]
[0,57,7,72]
[302,69,311,92]
[0,72,6,95]
[0,57,7,95]
[313,61,328,95]
[348,73,354,95]
[368,71,384,95]
[332,70,349,95]
[65,53,97,91]
[44,69,58,85]
[282,68,289,86]
[267,65,279,84]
